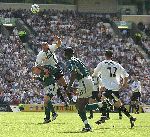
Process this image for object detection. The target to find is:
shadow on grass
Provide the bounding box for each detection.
[37,122,66,125]
[58,131,93,133]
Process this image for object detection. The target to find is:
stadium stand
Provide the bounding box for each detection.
[0,9,149,106]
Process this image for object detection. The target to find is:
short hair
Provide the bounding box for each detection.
[105,50,113,58]
[64,47,74,56]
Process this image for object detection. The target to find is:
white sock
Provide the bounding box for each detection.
[84,120,88,125]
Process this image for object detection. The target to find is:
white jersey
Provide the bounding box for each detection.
[93,60,129,91]
[131,81,141,93]
[36,44,58,66]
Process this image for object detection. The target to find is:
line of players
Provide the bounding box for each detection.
[32,34,141,132]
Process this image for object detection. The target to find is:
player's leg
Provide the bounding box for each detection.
[88,97,94,119]
[135,92,141,114]
[77,78,93,132]
[76,98,92,132]
[54,69,70,106]
[88,92,98,119]
[54,68,67,89]
[43,95,51,123]
[130,93,136,113]
[112,93,136,128]
[118,106,123,119]
[44,85,58,123]
[50,84,58,120]
[95,100,108,124]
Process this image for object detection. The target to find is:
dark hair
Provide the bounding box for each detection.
[64,47,74,56]
[105,50,113,58]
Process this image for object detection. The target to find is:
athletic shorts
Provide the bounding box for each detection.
[90,91,99,100]
[78,76,93,98]
[103,90,120,101]
[131,92,141,101]
[44,83,58,98]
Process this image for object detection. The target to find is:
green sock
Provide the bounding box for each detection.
[78,111,87,122]
[120,105,131,118]
[85,103,102,111]
[45,106,50,120]
[47,100,55,113]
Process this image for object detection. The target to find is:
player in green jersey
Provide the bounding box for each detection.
[64,47,93,132]
[32,65,65,123]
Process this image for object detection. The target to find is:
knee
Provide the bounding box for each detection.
[114,100,122,108]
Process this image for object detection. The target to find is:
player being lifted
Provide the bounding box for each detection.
[129,75,141,114]
[92,50,136,128]
[36,34,67,88]
[34,35,67,123]
[64,47,93,132]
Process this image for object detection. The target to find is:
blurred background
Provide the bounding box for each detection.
[0,0,149,112]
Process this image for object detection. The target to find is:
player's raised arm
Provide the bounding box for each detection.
[54,35,62,48]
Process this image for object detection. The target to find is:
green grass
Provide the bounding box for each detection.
[0,112,150,137]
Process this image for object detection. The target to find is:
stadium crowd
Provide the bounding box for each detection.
[0,9,150,105]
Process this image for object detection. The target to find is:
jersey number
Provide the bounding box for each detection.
[107,67,117,77]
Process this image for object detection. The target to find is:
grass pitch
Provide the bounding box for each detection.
[0,112,150,137]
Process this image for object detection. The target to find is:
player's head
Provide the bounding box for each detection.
[41,42,49,52]
[64,47,74,59]
[133,74,139,81]
[105,50,113,59]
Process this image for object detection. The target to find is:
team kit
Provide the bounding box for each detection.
[31,33,141,132]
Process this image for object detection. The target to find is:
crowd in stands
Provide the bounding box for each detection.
[137,22,150,56]
[0,9,150,105]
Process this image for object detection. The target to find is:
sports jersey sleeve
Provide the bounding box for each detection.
[49,44,57,52]
[36,51,45,66]
[92,62,102,77]
[118,64,129,78]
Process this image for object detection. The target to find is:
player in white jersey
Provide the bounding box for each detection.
[34,35,67,123]
[92,50,136,128]
[64,47,93,132]
[35,35,67,89]
[130,75,141,114]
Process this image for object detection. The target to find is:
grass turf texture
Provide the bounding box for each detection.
[0,112,150,137]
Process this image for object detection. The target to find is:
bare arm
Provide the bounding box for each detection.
[54,35,62,48]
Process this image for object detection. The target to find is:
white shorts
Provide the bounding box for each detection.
[44,83,58,96]
[78,76,93,98]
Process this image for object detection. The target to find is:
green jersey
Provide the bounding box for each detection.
[36,65,57,87]
[66,57,90,80]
